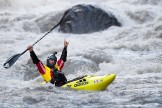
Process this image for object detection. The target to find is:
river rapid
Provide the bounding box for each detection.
[0,0,162,108]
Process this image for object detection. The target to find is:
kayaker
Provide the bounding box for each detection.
[27,39,69,87]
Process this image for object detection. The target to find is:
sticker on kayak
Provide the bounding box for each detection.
[94,79,103,84]
[74,79,88,87]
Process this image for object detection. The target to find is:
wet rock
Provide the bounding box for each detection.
[59,4,121,34]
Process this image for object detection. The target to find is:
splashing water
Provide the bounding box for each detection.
[0,0,162,108]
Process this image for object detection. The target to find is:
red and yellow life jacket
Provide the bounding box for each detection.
[36,59,65,82]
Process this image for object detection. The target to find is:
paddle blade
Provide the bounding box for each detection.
[3,54,21,69]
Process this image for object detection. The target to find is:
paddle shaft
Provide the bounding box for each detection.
[20,7,78,55]
[21,22,60,55]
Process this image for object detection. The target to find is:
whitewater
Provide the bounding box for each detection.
[0,0,162,108]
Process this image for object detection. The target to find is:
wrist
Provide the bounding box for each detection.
[29,50,33,52]
[64,47,67,50]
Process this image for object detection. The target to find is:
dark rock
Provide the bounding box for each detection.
[59,4,121,34]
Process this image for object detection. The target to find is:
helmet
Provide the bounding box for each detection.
[46,52,57,68]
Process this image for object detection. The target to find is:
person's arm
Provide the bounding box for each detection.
[27,45,40,64]
[27,45,46,75]
[61,39,69,62]
[60,47,67,62]
[30,51,40,64]
[56,39,69,71]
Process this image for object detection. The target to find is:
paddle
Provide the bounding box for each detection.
[3,22,60,69]
[3,6,79,69]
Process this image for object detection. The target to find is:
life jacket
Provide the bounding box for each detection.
[39,62,67,86]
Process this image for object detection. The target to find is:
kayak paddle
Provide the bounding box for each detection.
[3,20,62,69]
[3,7,78,69]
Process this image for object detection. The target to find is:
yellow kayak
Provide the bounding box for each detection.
[61,74,116,91]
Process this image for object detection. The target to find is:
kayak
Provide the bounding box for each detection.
[61,74,116,91]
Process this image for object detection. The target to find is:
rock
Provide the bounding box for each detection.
[59,4,121,34]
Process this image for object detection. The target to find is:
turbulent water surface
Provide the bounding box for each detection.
[0,0,162,108]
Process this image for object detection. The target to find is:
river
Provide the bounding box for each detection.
[0,0,162,108]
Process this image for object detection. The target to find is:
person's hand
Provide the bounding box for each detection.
[27,45,33,52]
[64,39,69,48]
